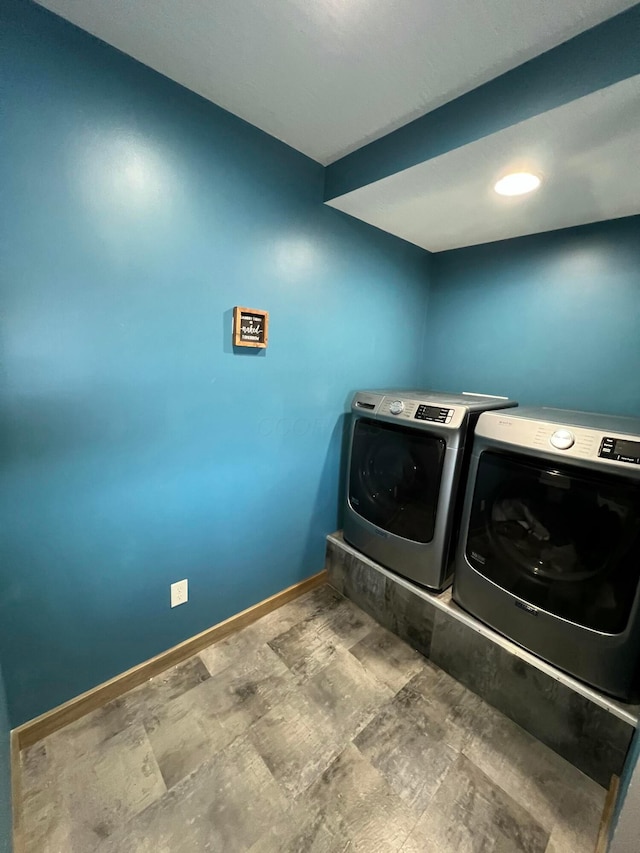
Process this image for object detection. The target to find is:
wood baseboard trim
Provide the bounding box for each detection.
[595,774,620,853]
[15,569,327,751]
[11,729,24,853]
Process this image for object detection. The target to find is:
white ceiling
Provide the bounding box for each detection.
[327,75,640,252]
[36,0,637,165]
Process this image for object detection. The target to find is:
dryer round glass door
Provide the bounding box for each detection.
[465,450,640,633]
[348,418,445,543]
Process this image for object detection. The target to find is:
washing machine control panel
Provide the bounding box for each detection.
[599,437,640,465]
[476,413,640,472]
[414,405,453,424]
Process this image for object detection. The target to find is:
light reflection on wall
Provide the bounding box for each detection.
[273,236,319,280]
[74,129,175,220]
[555,244,609,282]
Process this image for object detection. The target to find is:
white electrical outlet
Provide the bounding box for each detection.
[170,579,188,608]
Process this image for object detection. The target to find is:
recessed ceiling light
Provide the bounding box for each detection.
[494,172,542,197]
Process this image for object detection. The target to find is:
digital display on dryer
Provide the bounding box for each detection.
[615,440,640,459]
[415,405,451,423]
[599,437,640,464]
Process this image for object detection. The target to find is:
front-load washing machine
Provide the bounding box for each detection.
[343,390,517,591]
[453,407,640,700]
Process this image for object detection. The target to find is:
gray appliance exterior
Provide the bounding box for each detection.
[453,407,640,700]
[343,390,517,591]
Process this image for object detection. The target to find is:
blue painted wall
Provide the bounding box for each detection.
[0,0,431,725]
[422,217,640,416]
[0,665,10,853]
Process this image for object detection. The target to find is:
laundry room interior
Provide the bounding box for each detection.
[2,1,640,852]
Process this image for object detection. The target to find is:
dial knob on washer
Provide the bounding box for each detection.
[550,429,575,450]
[389,400,405,415]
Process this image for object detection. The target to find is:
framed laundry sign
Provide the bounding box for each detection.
[233,306,269,348]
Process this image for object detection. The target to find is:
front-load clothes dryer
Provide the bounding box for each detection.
[343,390,517,591]
[453,407,640,701]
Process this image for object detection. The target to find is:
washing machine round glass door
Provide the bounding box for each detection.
[465,450,640,633]
[348,417,446,543]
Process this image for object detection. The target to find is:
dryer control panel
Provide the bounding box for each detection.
[379,398,464,429]
[599,437,640,465]
[414,405,453,424]
[349,391,514,432]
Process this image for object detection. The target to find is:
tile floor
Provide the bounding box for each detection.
[21,584,606,852]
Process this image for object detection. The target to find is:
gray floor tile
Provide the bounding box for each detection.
[247,806,351,853]
[268,618,342,682]
[313,596,378,650]
[543,814,603,853]
[197,643,297,740]
[302,744,416,853]
[142,682,236,789]
[462,699,606,838]
[302,647,393,742]
[248,688,343,799]
[22,692,141,778]
[404,754,550,853]
[198,615,297,678]
[281,584,345,629]
[266,592,376,683]
[21,585,605,853]
[95,735,288,853]
[392,662,483,751]
[26,654,213,781]
[23,723,166,853]
[349,625,426,693]
[126,655,211,715]
[199,585,351,682]
[354,700,458,814]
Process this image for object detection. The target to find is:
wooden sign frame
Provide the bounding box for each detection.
[233,306,269,349]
